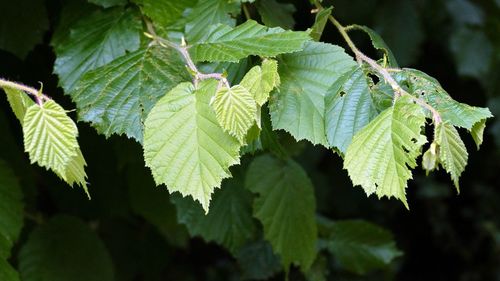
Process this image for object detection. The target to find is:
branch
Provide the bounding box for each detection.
[0,78,50,105]
[144,20,230,88]
[312,1,442,125]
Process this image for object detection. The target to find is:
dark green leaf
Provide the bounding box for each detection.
[236,240,282,280]
[256,0,296,30]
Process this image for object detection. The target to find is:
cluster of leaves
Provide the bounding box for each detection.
[0,0,496,280]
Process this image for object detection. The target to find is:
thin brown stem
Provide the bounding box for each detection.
[144,20,230,88]
[312,0,442,124]
[0,78,50,105]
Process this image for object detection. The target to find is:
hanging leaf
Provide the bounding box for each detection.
[2,87,35,125]
[143,81,241,212]
[344,96,427,208]
[310,7,332,41]
[246,154,317,272]
[435,122,468,191]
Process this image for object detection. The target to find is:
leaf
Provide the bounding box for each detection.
[269,41,357,146]
[213,85,257,142]
[394,69,493,130]
[310,7,332,41]
[325,66,378,153]
[344,96,427,208]
[185,0,241,43]
[171,177,256,253]
[88,0,127,8]
[255,0,296,30]
[69,45,190,141]
[23,101,88,193]
[132,0,197,27]
[0,160,24,260]
[449,27,493,79]
[435,122,468,191]
[0,259,20,281]
[53,8,142,91]
[2,87,35,125]
[236,240,282,280]
[18,216,114,281]
[0,0,49,58]
[51,0,97,48]
[240,59,280,106]
[348,24,398,67]
[422,142,438,175]
[143,81,241,212]
[319,219,402,275]
[471,119,486,149]
[246,155,317,272]
[189,20,310,62]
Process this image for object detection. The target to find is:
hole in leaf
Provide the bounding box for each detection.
[340,91,346,97]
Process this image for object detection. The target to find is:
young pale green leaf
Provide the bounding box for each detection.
[189,20,310,62]
[69,46,189,142]
[54,8,142,92]
[143,81,241,212]
[435,122,468,191]
[348,24,398,67]
[310,6,332,41]
[394,69,493,131]
[18,216,114,281]
[0,259,20,281]
[2,87,35,125]
[246,155,317,272]
[269,41,357,146]
[171,177,256,253]
[23,101,83,182]
[325,66,378,153]
[255,0,296,30]
[240,59,280,106]
[132,0,197,27]
[344,96,427,208]
[185,0,240,43]
[318,219,402,275]
[212,85,257,143]
[471,119,486,149]
[422,142,438,175]
[0,160,24,260]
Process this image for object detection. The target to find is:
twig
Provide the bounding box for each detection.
[312,1,442,124]
[0,78,50,105]
[144,20,230,88]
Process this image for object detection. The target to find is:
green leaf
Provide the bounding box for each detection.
[0,160,24,260]
[246,155,317,272]
[319,219,402,275]
[51,0,97,48]
[171,177,256,253]
[255,0,296,30]
[143,81,241,212]
[422,142,438,175]
[310,7,332,41]
[240,59,280,106]
[23,101,88,193]
[435,122,468,191]
[18,216,114,281]
[132,0,197,27]
[185,0,241,43]
[269,41,357,146]
[236,240,282,280]
[0,0,49,58]
[471,119,486,149]
[53,8,142,91]
[0,259,20,281]
[69,45,190,141]
[2,87,35,125]
[325,66,378,153]
[348,24,398,67]
[344,96,427,208]
[394,69,493,130]
[189,20,310,62]
[213,85,257,142]
[88,0,126,8]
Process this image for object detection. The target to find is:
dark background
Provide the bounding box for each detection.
[0,0,499,280]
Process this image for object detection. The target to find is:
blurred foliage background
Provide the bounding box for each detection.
[0,0,499,280]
